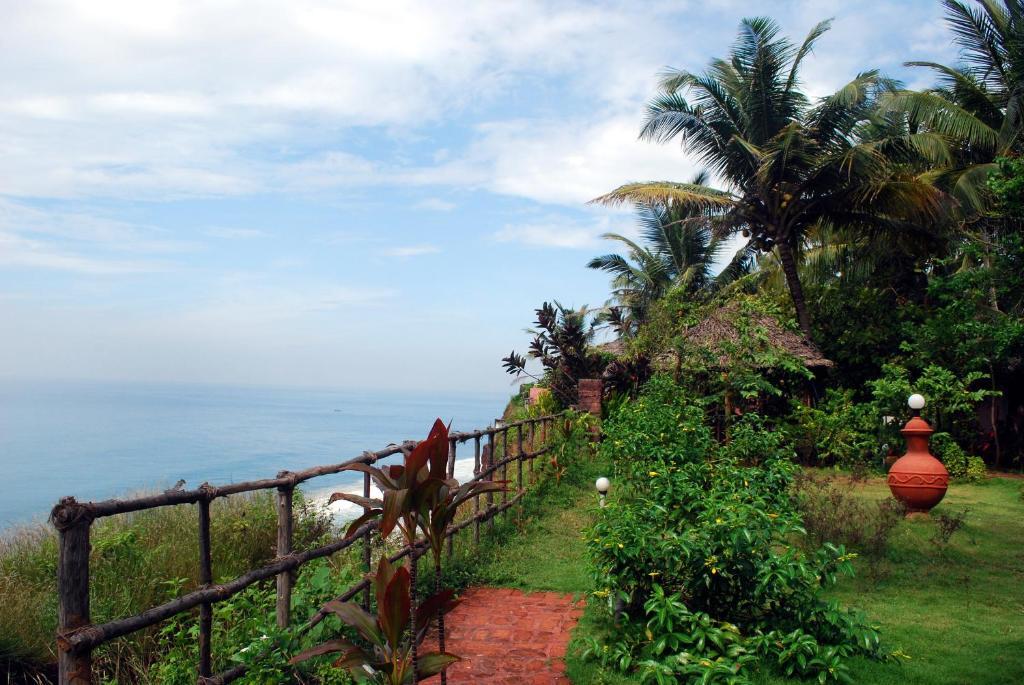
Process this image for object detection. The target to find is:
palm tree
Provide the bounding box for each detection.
[587,182,756,334]
[593,17,942,339]
[882,0,1024,218]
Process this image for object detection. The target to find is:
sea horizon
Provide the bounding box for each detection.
[0,378,511,531]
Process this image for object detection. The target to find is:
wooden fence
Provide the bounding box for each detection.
[50,411,568,685]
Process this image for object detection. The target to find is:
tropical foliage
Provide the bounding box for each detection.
[584,379,884,684]
[592,17,942,338]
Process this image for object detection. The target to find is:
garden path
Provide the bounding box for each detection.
[427,586,585,684]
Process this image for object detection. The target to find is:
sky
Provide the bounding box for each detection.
[0,0,956,393]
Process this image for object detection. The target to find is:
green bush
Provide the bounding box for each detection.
[585,380,883,683]
[601,375,713,481]
[788,389,887,468]
[931,432,986,482]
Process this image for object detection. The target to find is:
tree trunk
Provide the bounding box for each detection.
[776,240,813,340]
[435,563,447,685]
[990,363,1002,468]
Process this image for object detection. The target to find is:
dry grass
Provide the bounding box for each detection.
[0,490,332,682]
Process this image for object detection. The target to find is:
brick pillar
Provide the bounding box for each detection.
[577,379,603,418]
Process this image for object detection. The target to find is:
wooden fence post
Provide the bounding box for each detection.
[362,469,372,611]
[447,438,457,560]
[473,435,481,545]
[517,424,525,494]
[500,429,509,519]
[485,432,495,532]
[52,497,93,685]
[275,474,294,629]
[197,490,214,679]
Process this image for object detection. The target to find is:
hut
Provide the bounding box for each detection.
[596,303,832,434]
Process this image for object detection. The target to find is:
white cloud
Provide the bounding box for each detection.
[0,1,690,200]
[0,198,194,274]
[0,231,168,275]
[494,215,614,250]
[0,1,954,204]
[381,245,441,258]
[423,113,704,206]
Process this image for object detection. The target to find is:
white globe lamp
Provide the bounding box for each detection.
[595,477,610,506]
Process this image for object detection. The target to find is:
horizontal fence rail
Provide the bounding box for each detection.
[50,410,571,685]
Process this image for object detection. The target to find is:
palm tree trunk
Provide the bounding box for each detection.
[410,553,419,685]
[776,241,813,340]
[435,562,448,685]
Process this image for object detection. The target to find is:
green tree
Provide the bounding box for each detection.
[594,17,941,339]
[883,0,1024,219]
[587,182,756,334]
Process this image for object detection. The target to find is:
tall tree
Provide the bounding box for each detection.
[882,0,1024,218]
[587,184,755,334]
[594,17,941,339]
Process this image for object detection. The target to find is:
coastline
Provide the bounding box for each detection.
[305,456,481,523]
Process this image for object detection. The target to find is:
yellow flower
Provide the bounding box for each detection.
[649,470,659,477]
[715,517,723,524]
[648,571,660,578]
[618,543,624,549]
[767,513,779,519]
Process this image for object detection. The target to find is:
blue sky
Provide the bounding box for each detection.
[0,0,955,393]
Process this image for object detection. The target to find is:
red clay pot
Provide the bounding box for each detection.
[887,416,948,513]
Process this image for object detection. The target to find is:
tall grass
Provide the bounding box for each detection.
[0,491,332,682]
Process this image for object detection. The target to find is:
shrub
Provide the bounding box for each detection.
[788,389,887,468]
[791,472,905,577]
[868,363,995,447]
[931,432,986,482]
[586,381,883,683]
[600,375,713,481]
[931,509,969,548]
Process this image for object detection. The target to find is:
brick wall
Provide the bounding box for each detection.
[577,379,603,418]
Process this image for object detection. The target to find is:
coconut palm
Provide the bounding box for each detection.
[881,0,1024,218]
[587,186,756,334]
[593,17,942,338]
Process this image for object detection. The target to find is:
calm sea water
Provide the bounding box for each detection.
[0,380,509,530]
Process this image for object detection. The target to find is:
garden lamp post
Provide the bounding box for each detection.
[595,477,610,507]
[887,393,948,516]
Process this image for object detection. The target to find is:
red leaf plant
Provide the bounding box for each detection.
[290,556,458,684]
[325,419,505,684]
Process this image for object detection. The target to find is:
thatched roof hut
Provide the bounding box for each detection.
[679,306,833,370]
[595,339,628,357]
[595,307,832,371]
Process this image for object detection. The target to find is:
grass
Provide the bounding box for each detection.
[464,469,1024,684]
[0,490,333,682]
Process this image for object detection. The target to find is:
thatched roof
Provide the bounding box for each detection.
[595,339,627,356]
[680,307,833,369]
[594,307,832,371]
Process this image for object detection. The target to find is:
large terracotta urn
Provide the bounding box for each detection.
[887,394,948,513]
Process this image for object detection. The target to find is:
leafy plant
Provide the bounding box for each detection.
[290,556,459,684]
[329,419,453,683]
[931,432,986,482]
[502,301,606,406]
[417,427,505,684]
[585,378,884,682]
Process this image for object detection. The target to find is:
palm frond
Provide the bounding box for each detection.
[590,182,735,209]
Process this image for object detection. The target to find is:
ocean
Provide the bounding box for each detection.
[0,379,510,530]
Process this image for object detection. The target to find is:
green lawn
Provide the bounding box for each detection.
[465,470,1024,684]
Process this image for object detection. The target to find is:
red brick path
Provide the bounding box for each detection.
[426,587,585,684]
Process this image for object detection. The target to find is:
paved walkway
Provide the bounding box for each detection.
[426,587,585,684]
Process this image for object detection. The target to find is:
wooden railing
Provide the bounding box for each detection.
[50,411,567,684]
